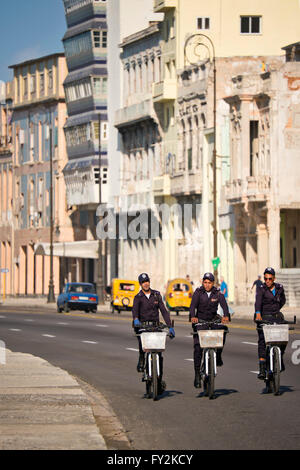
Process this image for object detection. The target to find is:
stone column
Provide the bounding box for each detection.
[268,206,281,271]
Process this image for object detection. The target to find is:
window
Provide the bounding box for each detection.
[30,75,36,94]
[64,32,92,57]
[197,17,210,30]
[48,69,53,89]
[23,77,28,98]
[93,121,108,141]
[40,72,45,94]
[92,77,107,96]
[92,30,107,48]
[65,79,92,102]
[241,16,261,34]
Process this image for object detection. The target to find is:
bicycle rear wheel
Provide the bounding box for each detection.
[151,353,158,401]
[207,349,215,399]
[272,347,281,396]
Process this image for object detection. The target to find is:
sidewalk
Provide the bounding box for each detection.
[0,348,108,450]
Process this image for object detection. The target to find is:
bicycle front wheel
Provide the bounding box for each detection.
[207,349,215,399]
[151,353,158,401]
[272,347,281,396]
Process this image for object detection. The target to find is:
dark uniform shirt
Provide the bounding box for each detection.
[132,289,171,327]
[255,282,286,317]
[189,286,229,321]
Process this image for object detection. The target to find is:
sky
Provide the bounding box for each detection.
[0,0,66,82]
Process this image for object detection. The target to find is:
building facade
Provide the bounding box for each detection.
[7,53,71,296]
[0,80,14,298]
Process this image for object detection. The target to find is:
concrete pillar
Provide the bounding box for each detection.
[257,223,269,276]
[240,99,250,181]
[35,255,43,294]
[19,246,27,295]
[268,206,280,271]
[246,234,257,303]
[27,245,34,295]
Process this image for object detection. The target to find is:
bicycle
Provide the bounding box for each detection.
[192,318,229,400]
[136,321,173,401]
[255,316,296,395]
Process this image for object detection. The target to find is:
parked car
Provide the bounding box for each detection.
[57,282,98,313]
[165,278,194,316]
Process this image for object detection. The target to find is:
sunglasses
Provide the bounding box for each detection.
[264,276,273,281]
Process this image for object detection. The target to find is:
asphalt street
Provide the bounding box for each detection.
[0,306,299,450]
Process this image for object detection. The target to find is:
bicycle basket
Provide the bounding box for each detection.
[141,332,167,351]
[198,330,224,348]
[262,324,289,344]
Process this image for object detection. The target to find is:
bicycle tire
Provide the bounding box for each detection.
[272,347,281,396]
[145,353,152,398]
[207,349,215,399]
[152,353,158,401]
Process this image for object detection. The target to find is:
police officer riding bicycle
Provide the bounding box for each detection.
[254,267,287,380]
[132,273,175,395]
[189,272,230,389]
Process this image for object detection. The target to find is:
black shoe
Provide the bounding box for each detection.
[258,361,266,380]
[137,354,144,373]
[216,352,223,367]
[158,380,166,395]
[194,369,201,388]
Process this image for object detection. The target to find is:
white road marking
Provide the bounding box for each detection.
[24,319,34,322]
[250,371,259,374]
[126,348,139,352]
[0,315,6,318]
[242,342,257,346]
[10,329,21,332]
[185,358,194,362]
[96,324,108,328]
[82,341,98,344]
[57,322,69,325]
[42,334,56,338]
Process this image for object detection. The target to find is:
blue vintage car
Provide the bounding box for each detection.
[57,282,98,313]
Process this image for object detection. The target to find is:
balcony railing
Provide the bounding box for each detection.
[225,175,271,203]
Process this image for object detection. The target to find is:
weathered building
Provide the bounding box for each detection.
[8,53,70,296]
[224,45,300,305]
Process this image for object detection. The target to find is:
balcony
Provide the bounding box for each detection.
[226,175,271,204]
[154,0,177,12]
[152,79,177,103]
[153,175,171,197]
[115,100,156,129]
[170,172,202,196]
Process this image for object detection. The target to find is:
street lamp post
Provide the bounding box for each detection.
[29,106,55,302]
[47,124,55,303]
[184,34,218,283]
[96,113,105,304]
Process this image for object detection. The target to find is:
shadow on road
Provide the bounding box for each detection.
[261,385,295,395]
[196,388,239,399]
[142,390,183,401]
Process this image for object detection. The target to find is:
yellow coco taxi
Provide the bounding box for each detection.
[165,278,194,316]
[111,278,140,314]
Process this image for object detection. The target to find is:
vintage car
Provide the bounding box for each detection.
[57,282,98,313]
[111,278,140,313]
[165,278,194,315]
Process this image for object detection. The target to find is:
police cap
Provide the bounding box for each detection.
[264,267,275,276]
[138,273,150,284]
[203,272,215,282]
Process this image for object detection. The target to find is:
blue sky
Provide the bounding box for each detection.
[0,0,66,82]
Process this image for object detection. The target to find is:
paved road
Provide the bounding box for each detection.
[0,307,299,450]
